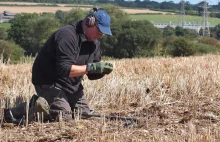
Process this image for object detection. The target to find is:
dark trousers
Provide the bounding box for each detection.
[34,85,92,121]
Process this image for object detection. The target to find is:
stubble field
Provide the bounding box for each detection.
[0,54,220,141]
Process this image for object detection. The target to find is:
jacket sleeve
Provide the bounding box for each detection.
[55,30,79,77]
[87,40,105,80]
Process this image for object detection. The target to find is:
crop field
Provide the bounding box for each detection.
[130,14,220,25]
[0,54,220,141]
[0,2,173,14]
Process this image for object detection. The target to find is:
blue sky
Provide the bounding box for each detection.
[151,0,219,5]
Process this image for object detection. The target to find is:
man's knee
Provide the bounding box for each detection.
[34,85,73,121]
[34,96,50,121]
[68,90,93,119]
[50,97,72,121]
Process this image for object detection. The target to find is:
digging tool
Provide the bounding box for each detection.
[84,113,139,127]
[2,94,140,127]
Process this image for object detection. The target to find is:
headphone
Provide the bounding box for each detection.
[86,7,103,27]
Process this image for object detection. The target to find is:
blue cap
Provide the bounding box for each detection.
[94,9,112,35]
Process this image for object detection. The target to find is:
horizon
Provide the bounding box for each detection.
[134,0,219,5]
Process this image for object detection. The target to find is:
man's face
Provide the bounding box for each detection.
[85,25,104,41]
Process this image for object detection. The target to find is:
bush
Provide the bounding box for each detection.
[0,40,24,63]
[170,37,195,57]
[163,26,175,38]
[9,41,24,62]
[162,37,195,57]
[192,42,220,55]
[0,27,7,40]
[197,37,220,49]
[160,36,177,56]
[161,36,220,56]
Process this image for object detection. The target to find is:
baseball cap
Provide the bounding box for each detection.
[94,9,112,35]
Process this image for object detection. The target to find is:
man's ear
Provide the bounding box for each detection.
[86,16,96,27]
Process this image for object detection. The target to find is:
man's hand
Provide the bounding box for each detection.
[86,62,113,74]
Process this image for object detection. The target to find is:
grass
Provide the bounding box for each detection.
[0,54,220,141]
[0,23,11,29]
[130,14,220,25]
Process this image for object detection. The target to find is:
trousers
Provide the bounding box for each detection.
[34,85,92,121]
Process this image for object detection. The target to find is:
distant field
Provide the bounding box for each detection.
[0,23,10,28]
[130,14,220,25]
[0,2,173,14]
[0,6,88,13]
[1,2,218,25]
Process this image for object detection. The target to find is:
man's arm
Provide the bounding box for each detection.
[69,65,88,77]
[55,30,85,78]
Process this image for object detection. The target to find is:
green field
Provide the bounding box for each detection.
[1,14,219,29]
[130,14,220,25]
[0,23,11,29]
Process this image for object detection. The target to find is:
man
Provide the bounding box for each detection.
[32,7,113,121]
[3,7,113,123]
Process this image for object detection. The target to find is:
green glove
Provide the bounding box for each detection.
[86,62,113,74]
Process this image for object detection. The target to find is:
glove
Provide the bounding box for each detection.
[86,62,113,74]
[87,73,105,80]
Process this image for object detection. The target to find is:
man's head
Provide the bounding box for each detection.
[82,8,112,41]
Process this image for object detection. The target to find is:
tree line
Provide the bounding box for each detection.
[1,5,220,63]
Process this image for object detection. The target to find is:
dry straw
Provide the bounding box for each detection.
[0,54,220,141]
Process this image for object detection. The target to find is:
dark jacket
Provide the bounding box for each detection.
[32,20,104,94]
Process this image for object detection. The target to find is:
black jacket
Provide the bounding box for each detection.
[32,21,104,94]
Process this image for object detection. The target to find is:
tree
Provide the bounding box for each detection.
[163,25,175,38]
[114,20,162,58]
[218,2,220,10]
[213,24,220,40]
[185,1,192,11]
[8,13,60,55]
[160,1,178,10]
[55,10,66,24]
[175,26,185,36]
[62,8,86,25]
[101,4,130,24]
[196,2,205,16]
[7,13,39,54]
[99,4,130,57]
[25,16,60,55]
[183,28,198,39]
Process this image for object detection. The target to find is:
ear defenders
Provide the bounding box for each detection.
[86,7,103,27]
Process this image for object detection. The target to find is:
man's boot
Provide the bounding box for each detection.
[3,94,50,125]
[3,108,26,125]
[3,94,40,125]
